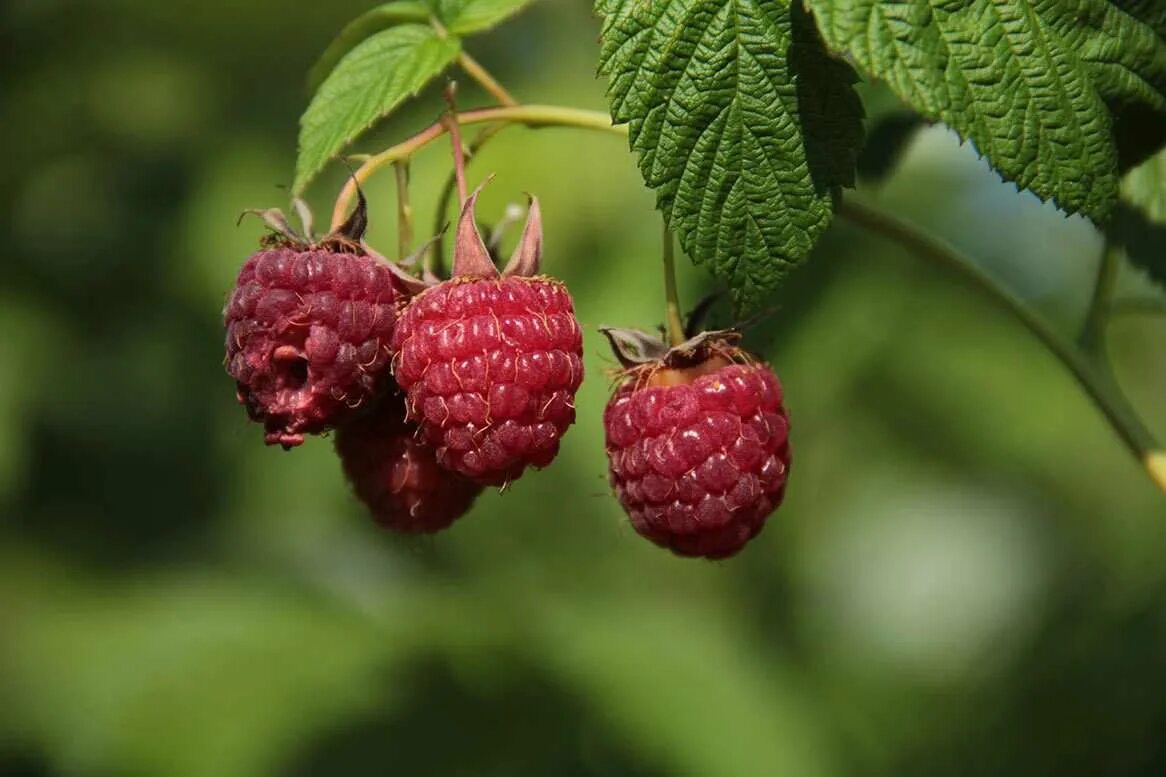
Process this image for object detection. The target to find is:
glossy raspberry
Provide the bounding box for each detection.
[390,276,584,485]
[335,394,482,533]
[604,359,790,559]
[225,246,400,448]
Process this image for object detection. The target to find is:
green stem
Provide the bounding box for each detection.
[1080,242,1121,356]
[457,51,518,106]
[331,105,624,230]
[662,223,686,347]
[429,122,511,275]
[393,161,412,260]
[838,197,1165,493]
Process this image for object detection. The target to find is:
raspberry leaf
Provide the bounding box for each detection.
[596,0,863,312]
[804,0,1166,224]
[306,2,431,96]
[430,0,539,34]
[294,24,460,195]
[306,1,536,97]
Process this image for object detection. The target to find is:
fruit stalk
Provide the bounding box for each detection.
[661,223,686,347]
[430,123,510,272]
[393,160,413,260]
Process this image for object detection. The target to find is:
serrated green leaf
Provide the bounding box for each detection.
[430,0,538,34]
[306,2,431,96]
[294,25,460,195]
[1112,146,1166,287]
[806,0,1166,224]
[596,0,863,311]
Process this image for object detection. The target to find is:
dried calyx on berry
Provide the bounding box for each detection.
[601,326,791,560]
[390,180,584,486]
[224,192,405,449]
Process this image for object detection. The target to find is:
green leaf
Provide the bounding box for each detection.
[306,2,430,96]
[306,1,535,96]
[431,0,538,34]
[1115,0,1166,37]
[294,24,460,195]
[1046,0,1166,170]
[1112,146,1166,287]
[596,0,863,311]
[806,0,1166,224]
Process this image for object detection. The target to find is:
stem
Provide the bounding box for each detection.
[662,223,685,347]
[393,161,412,260]
[457,51,518,106]
[331,105,623,230]
[442,113,469,206]
[1080,242,1121,356]
[430,122,511,273]
[838,197,1165,492]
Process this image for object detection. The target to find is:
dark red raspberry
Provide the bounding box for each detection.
[335,393,483,533]
[225,197,402,448]
[602,330,790,559]
[390,188,583,485]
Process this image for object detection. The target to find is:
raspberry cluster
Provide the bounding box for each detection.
[222,186,792,558]
[222,184,582,534]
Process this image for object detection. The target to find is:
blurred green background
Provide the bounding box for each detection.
[3,1,1166,775]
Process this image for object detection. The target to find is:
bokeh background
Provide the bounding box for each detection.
[3,1,1166,775]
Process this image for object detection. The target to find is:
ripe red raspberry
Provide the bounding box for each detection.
[224,198,402,448]
[602,330,790,559]
[390,189,583,485]
[335,392,483,533]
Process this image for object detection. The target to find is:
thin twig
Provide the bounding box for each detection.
[393,160,412,260]
[442,85,469,205]
[430,122,510,272]
[457,51,518,106]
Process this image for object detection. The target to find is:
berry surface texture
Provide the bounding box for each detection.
[604,358,790,559]
[225,246,400,448]
[391,275,584,486]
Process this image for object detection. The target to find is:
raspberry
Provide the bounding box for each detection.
[224,197,402,448]
[390,188,583,485]
[602,330,790,559]
[335,392,483,533]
